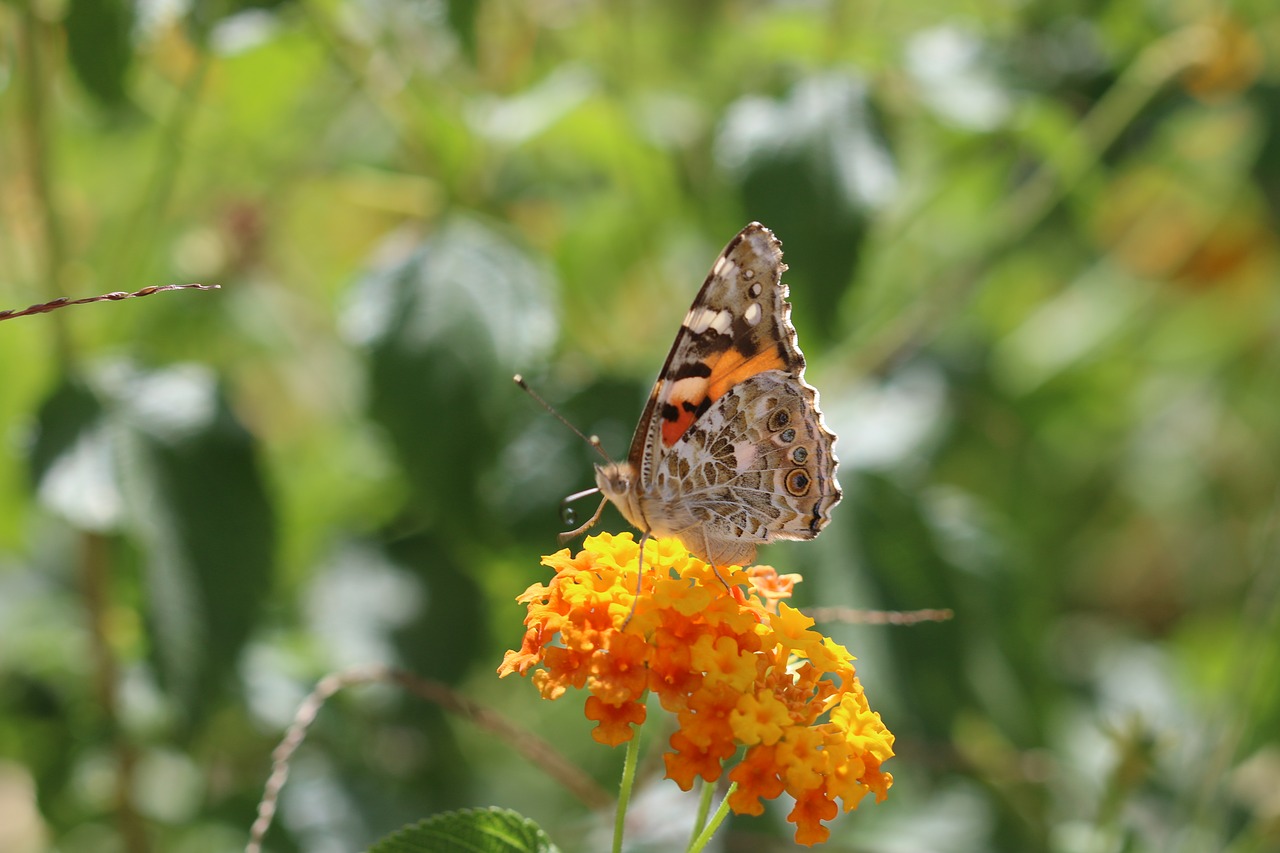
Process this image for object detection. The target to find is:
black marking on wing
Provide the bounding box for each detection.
[776,339,797,368]
[682,398,711,418]
[669,361,713,380]
[734,321,758,358]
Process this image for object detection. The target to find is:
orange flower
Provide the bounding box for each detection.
[727,744,785,815]
[584,696,646,746]
[498,533,894,846]
[789,788,839,846]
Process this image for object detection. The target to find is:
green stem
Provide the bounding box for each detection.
[16,0,71,365]
[81,532,149,853]
[690,777,716,840]
[612,717,645,853]
[686,782,737,853]
[107,53,209,293]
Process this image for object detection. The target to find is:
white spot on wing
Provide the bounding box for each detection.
[733,440,758,473]
[669,376,708,400]
[685,306,733,335]
[744,302,763,326]
[748,282,763,297]
[684,306,713,332]
[708,309,732,335]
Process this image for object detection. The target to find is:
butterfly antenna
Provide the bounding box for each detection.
[513,374,614,464]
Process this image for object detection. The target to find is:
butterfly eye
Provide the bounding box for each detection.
[791,446,808,463]
[785,468,811,496]
[768,409,790,432]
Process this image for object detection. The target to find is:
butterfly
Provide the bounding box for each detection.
[560,222,841,572]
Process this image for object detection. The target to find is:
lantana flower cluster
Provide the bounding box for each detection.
[498,532,894,846]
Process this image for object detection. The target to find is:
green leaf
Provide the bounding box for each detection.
[28,376,101,486]
[64,0,134,108]
[25,364,275,728]
[107,364,276,727]
[349,216,557,531]
[850,473,968,739]
[444,0,480,63]
[387,531,488,685]
[184,0,296,44]
[29,376,121,531]
[366,808,560,853]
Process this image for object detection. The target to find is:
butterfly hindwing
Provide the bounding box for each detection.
[654,370,840,566]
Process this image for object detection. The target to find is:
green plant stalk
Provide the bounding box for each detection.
[108,53,209,294]
[690,777,716,841]
[81,532,150,853]
[1179,482,1280,851]
[612,713,645,853]
[686,782,736,853]
[16,0,71,365]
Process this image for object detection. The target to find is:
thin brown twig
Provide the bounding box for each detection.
[245,665,611,853]
[808,606,954,626]
[384,668,613,809]
[0,284,220,322]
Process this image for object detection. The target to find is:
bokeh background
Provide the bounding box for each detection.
[2,1,1279,851]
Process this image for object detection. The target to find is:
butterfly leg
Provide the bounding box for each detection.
[557,495,608,545]
[690,525,733,592]
[620,530,650,631]
[710,563,732,592]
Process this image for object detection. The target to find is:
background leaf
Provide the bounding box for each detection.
[109,364,276,725]
[352,216,558,532]
[63,0,134,109]
[367,808,561,853]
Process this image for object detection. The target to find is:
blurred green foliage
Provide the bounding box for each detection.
[2,0,1279,851]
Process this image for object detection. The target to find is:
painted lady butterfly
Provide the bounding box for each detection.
[567,222,841,568]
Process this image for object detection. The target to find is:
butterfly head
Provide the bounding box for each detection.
[594,461,644,532]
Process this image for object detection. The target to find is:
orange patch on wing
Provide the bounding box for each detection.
[662,407,697,446]
[707,347,787,401]
[659,347,789,447]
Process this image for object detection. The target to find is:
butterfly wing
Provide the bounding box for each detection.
[624,222,840,564]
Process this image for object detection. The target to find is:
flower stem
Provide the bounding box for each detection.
[691,778,715,839]
[612,719,644,853]
[687,782,737,853]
